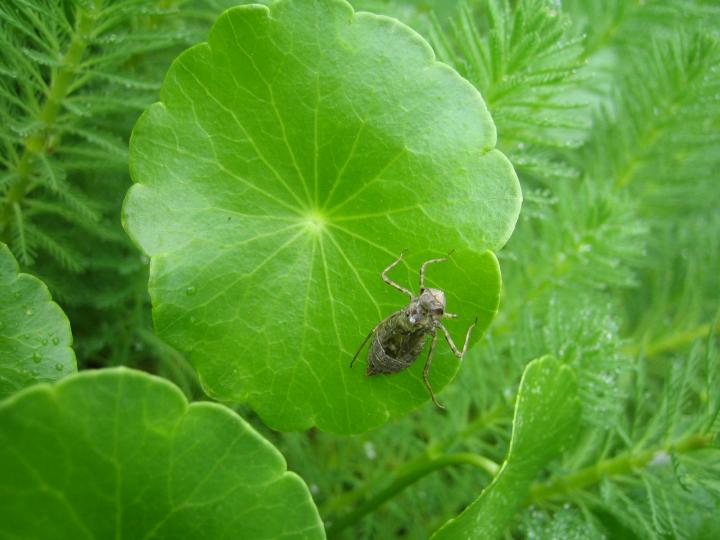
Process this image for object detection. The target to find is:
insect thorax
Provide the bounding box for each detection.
[408,288,446,326]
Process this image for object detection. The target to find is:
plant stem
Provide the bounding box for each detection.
[529,433,714,503]
[320,403,509,518]
[0,5,97,240]
[434,403,509,453]
[623,321,719,359]
[325,452,499,538]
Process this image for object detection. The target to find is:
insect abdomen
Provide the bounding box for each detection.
[367,313,427,375]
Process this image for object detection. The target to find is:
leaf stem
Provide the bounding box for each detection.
[0,5,97,240]
[529,433,714,503]
[325,452,499,538]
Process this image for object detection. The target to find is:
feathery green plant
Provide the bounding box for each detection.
[430,0,589,184]
[0,0,219,389]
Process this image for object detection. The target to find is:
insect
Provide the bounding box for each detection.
[351,251,477,409]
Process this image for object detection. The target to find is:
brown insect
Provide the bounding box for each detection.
[351,251,477,408]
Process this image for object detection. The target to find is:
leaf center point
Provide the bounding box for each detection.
[303,209,327,234]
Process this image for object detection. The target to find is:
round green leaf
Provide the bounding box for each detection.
[432,356,581,540]
[0,242,75,399]
[122,0,521,433]
[0,368,324,540]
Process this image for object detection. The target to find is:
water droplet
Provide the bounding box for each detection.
[32,352,42,363]
[41,338,48,345]
[52,337,60,345]
[55,363,64,372]
[31,368,39,376]
[185,286,197,296]
[25,307,33,316]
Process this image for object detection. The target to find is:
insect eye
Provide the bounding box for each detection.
[431,308,444,316]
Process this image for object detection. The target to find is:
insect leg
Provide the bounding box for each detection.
[423,333,444,409]
[382,251,413,297]
[438,317,478,358]
[419,250,454,290]
[350,330,373,367]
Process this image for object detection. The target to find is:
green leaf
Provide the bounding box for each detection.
[0,242,75,399]
[0,367,324,540]
[123,0,521,434]
[431,356,581,540]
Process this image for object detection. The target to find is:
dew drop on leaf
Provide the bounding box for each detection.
[52,337,60,345]
[0,245,76,398]
[185,286,197,296]
[55,363,64,372]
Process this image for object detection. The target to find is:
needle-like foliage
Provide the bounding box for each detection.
[0,0,216,386]
[430,0,589,184]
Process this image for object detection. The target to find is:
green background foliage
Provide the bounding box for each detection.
[0,0,719,538]
[0,368,324,539]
